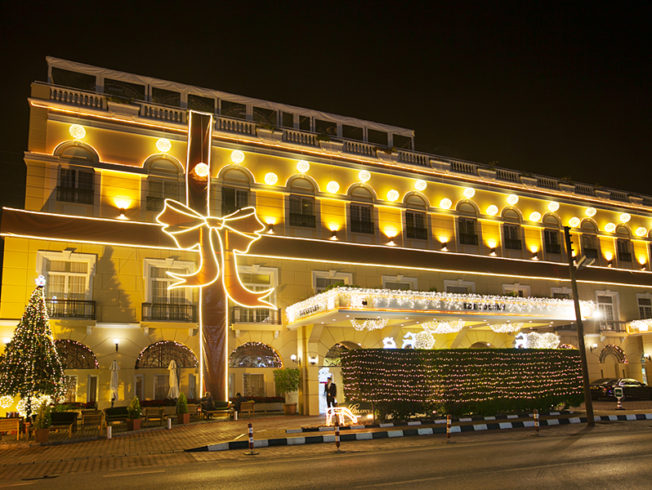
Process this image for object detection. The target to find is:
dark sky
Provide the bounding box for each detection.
[1,2,650,203]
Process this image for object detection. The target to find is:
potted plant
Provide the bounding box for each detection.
[273,368,301,415]
[127,397,142,430]
[176,393,190,424]
[34,400,51,443]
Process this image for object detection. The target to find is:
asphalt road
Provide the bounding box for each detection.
[5,422,652,489]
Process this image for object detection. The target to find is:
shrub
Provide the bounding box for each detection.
[127,397,142,419]
[176,393,188,414]
[273,368,301,395]
[34,401,52,428]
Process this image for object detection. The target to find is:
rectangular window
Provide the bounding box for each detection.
[544,229,561,254]
[342,125,363,140]
[444,280,475,294]
[597,294,617,331]
[393,134,412,149]
[299,115,311,131]
[367,129,388,146]
[281,112,294,128]
[221,187,249,215]
[503,224,522,250]
[315,119,337,137]
[581,235,599,259]
[151,87,180,106]
[233,270,275,323]
[503,284,530,297]
[135,375,144,401]
[405,211,427,240]
[104,78,145,100]
[87,375,97,404]
[253,106,277,127]
[350,204,374,234]
[289,195,316,227]
[243,374,265,397]
[188,94,215,113]
[552,292,571,299]
[143,259,195,321]
[638,297,652,319]
[313,271,351,293]
[221,100,246,119]
[57,168,93,204]
[188,374,197,400]
[617,239,632,262]
[147,179,182,211]
[51,68,96,91]
[150,266,187,304]
[46,259,89,299]
[154,375,169,400]
[458,218,478,245]
[383,275,417,291]
[315,277,345,292]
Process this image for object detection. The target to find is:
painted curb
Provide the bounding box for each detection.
[185,412,652,452]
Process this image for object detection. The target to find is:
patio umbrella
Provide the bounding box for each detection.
[167,359,180,399]
[110,360,119,404]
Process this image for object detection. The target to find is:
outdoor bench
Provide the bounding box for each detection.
[49,411,78,437]
[81,410,104,432]
[104,406,129,426]
[254,402,283,415]
[202,401,234,420]
[143,407,165,426]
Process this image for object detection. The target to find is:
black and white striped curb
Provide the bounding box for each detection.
[185,412,652,452]
[286,411,570,433]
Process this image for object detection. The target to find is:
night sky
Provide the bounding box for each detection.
[1,2,650,205]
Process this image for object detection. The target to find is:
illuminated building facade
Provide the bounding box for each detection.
[1,57,652,414]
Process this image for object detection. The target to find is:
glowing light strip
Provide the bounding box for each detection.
[32,98,652,213]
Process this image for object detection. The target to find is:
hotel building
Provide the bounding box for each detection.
[1,57,651,415]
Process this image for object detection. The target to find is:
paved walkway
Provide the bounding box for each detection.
[1,401,651,482]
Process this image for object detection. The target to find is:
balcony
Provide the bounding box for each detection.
[46,299,95,319]
[599,321,627,333]
[406,226,428,240]
[289,213,316,228]
[231,307,280,324]
[142,303,197,322]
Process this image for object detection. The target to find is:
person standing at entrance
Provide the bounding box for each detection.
[325,376,337,408]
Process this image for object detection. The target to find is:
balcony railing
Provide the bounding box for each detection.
[231,307,280,324]
[406,227,428,240]
[46,299,95,319]
[282,128,318,146]
[289,213,316,228]
[50,86,106,110]
[216,116,256,136]
[599,321,627,332]
[343,140,376,157]
[142,303,197,322]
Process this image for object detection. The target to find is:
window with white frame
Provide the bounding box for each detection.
[313,270,352,293]
[551,287,572,299]
[637,294,652,319]
[37,251,96,300]
[382,275,417,291]
[502,283,531,297]
[596,291,619,330]
[231,266,278,323]
[444,279,475,294]
[144,259,195,321]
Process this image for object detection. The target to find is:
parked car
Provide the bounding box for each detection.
[590,378,652,400]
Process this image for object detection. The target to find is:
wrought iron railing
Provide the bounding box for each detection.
[46,299,96,319]
[142,303,197,322]
[231,307,280,324]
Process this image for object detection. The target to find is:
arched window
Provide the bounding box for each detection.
[543,215,562,254]
[220,168,251,215]
[145,157,185,213]
[324,341,361,366]
[229,342,282,368]
[54,142,100,164]
[135,341,198,368]
[502,209,522,250]
[54,339,98,369]
[457,202,478,245]
[580,220,599,260]
[405,194,428,240]
[349,186,374,234]
[289,177,316,228]
[616,225,632,263]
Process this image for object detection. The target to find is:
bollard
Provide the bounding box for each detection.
[335,425,341,452]
[616,398,623,410]
[533,409,540,434]
[246,422,258,455]
[234,411,238,421]
[167,417,172,430]
[106,425,112,440]
[446,414,451,439]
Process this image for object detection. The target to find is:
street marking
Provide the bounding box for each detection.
[233,433,246,440]
[0,482,35,487]
[103,469,165,478]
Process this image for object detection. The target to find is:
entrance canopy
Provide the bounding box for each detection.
[285,287,597,331]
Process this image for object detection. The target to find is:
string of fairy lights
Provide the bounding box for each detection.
[342,349,582,405]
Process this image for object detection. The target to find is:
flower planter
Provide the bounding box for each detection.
[127,418,142,431]
[179,413,190,425]
[35,428,49,443]
[283,403,297,415]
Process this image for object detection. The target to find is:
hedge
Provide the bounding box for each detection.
[342,349,583,418]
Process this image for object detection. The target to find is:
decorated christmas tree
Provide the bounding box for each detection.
[0,277,65,416]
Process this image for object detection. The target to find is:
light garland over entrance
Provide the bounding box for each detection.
[350,317,388,331]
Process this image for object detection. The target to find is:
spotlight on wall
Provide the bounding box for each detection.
[440,242,449,252]
[330,229,338,240]
[113,338,120,352]
[117,208,128,220]
[290,354,299,364]
[489,248,497,256]
[531,252,539,260]
[590,343,598,352]
[308,355,318,366]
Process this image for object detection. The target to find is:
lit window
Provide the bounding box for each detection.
[57,167,94,204]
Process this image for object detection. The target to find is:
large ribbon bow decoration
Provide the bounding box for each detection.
[156,199,274,308]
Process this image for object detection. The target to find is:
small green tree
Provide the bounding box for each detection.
[0,281,65,417]
[34,401,52,429]
[127,397,142,419]
[273,368,301,395]
[176,392,188,414]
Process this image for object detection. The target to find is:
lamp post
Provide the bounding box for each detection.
[563,226,595,426]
